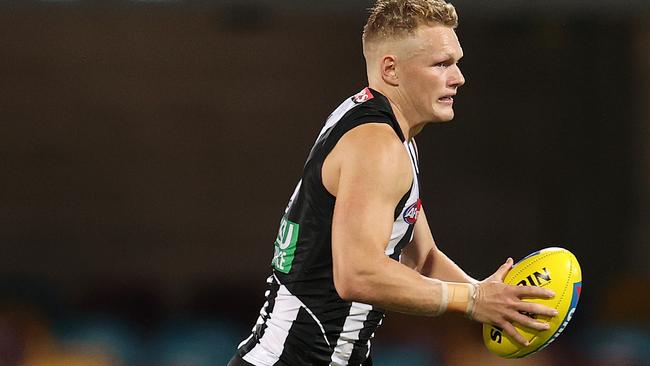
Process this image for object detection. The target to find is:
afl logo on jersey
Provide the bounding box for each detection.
[352,87,374,104]
[403,199,421,225]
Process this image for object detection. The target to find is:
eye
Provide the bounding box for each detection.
[433,60,461,70]
[432,59,453,69]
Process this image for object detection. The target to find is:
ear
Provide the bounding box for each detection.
[380,55,399,86]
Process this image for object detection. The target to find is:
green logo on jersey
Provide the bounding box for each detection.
[272,217,300,273]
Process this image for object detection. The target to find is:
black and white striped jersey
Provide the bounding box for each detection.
[236,87,422,366]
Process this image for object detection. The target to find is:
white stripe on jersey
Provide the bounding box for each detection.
[238,333,254,350]
[329,302,373,366]
[239,275,274,350]
[316,98,358,144]
[407,142,420,175]
[284,181,302,215]
[384,140,420,257]
[243,276,330,366]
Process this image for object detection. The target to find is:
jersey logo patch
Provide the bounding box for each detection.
[351,87,374,104]
[403,199,421,225]
[272,216,300,274]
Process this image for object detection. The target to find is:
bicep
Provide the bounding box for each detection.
[331,163,399,268]
[328,126,412,284]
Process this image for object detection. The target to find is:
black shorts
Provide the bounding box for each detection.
[227,354,374,366]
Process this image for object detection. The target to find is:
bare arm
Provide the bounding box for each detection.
[323,124,558,345]
[326,124,448,316]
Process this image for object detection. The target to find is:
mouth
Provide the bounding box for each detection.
[437,95,455,104]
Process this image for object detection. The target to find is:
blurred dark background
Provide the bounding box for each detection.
[0,0,648,365]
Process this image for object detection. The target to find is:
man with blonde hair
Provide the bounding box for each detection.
[229,1,557,365]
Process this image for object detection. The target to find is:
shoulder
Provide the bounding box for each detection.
[342,122,407,159]
[322,122,411,198]
[336,123,412,193]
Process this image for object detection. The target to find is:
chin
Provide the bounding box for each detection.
[431,112,455,123]
[429,105,456,123]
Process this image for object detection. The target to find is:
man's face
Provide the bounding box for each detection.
[395,24,465,123]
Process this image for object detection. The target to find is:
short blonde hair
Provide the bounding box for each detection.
[363,0,458,43]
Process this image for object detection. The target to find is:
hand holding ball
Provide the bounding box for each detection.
[480,247,582,358]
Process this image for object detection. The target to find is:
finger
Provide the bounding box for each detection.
[510,312,551,332]
[516,301,559,318]
[493,257,514,282]
[515,285,555,299]
[500,321,529,347]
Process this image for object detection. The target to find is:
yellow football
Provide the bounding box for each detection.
[482,247,582,358]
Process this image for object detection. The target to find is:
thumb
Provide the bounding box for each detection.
[493,257,513,282]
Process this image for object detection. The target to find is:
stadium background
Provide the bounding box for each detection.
[0,0,649,365]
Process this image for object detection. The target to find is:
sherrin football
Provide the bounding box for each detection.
[482,247,582,358]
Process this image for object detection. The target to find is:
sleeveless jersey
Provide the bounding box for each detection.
[237,87,422,366]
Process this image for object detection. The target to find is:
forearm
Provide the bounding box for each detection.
[420,247,478,284]
[407,207,477,284]
[336,255,475,317]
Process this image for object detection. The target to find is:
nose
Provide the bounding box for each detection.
[449,64,465,88]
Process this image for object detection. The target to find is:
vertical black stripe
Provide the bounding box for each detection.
[389,224,415,261]
[347,309,384,365]
[394,187,412,221]
[281,288,354,366]
[277,307,332,366]
[407,142,419,175]
[238,276,280,356]
[411,139,419,161]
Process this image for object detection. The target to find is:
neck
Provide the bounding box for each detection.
[370,84,425,141]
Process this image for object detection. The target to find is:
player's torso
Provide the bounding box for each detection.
[238,88,422,366]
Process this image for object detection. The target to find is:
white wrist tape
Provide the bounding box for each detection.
[436,281,449,316]
[466,282,478,319]
[434,281,477,317]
